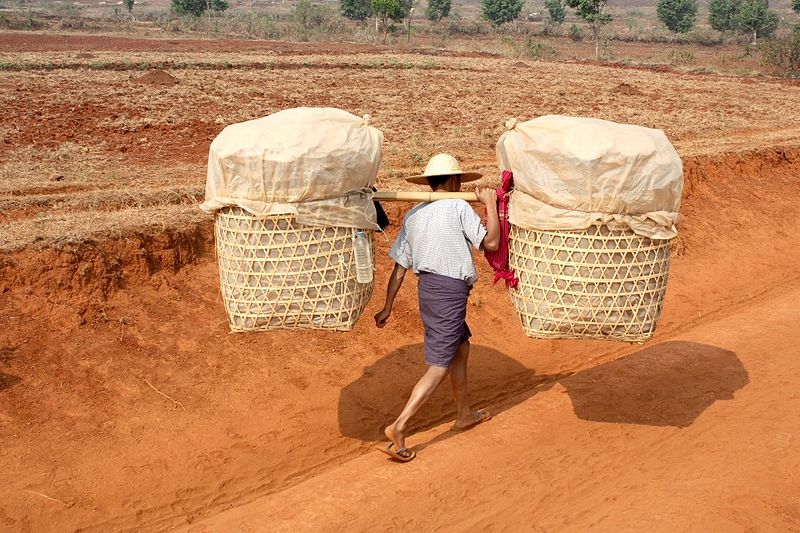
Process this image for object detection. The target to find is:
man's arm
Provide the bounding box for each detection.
[374,262,407,328]
[476,187,500,252]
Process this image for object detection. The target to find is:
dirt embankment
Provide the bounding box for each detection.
[0,223,211,327]
[0,146,799,531]
[3,146,799,328]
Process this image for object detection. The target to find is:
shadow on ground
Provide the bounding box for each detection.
[562,341,749,428]
[0,346,20,392]
[0,373,21,392]
[338,343,569,442]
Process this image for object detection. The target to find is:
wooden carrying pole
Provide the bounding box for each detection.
[372,191,479,203]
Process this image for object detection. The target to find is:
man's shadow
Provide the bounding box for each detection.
[337,343,568,442]
[562,341,748,427]
[338,340,749,443]
[0,346,21,392]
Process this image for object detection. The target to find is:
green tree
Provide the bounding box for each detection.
[481,0,525,26]
[708,0,739,32]
[544,0,566,24]
[171,0,228,16]
[371,0,405,41]
[656,0,698,33]
[341,0,371,20]
[761,30,800,76]
[564,0,611,59]
[426,0,451,21]
[294,0,331,28]
[123,0,134,12]
[736,0,778,43]
[793,0,799,13]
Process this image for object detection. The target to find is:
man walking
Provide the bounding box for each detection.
[374,153,500,462]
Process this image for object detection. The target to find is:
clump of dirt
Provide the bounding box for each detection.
[76,52,95,59]
[513,61,533,69]
[613,82,643,96]
[135,69,178,86]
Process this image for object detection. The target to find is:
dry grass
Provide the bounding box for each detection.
[0,205,210,252]
[0,185,203,213]
[0,145,203,195]
[2,46,800,251]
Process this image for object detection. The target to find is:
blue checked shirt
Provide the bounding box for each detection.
[389,199,488,286]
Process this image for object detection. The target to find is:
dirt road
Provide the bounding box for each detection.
[187,281,800,532]
[2,145,799,531]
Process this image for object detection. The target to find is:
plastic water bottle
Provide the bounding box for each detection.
[353,231,373,284]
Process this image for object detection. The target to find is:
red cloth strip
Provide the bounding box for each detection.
[483,170,518,289]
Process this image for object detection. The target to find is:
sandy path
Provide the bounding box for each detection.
[187,280,800,532]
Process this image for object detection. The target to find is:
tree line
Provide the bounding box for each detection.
[341,0,794,49]
[340,0,800,51]
[142,0,797,50]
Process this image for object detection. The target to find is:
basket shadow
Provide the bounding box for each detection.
[561,341,749,428]
[338,343,569,442]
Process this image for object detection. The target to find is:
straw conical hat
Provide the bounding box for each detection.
[406,153,482,185]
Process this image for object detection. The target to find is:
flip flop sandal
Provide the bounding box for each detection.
[451,409,492,431]
[377,442,416,463]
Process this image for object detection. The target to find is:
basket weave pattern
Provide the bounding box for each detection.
[215,207,374,332]
[508,224,671,341]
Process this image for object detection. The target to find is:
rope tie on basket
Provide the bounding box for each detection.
[261,187,375,204]
[258,187,382,232]
[352,187,374,199]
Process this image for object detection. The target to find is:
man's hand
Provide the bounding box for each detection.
[374,307,391,328]
[475,187,496,206]
[376,263,406,328]
[476,186,500,252]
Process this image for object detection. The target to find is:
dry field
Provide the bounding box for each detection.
[1,32,800,532]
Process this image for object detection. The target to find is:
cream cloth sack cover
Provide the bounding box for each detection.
[200,107,383,230]
[496,115,683,239]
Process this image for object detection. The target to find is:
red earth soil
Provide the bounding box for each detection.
[2,32,774,78]
[136,69,179,86]
[0,32,498,58]
[0,32,388,54]
[1,147,800,530]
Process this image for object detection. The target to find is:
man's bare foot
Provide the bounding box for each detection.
[378,424,415,462]
[451,409,492,431]
[384,424,405,450]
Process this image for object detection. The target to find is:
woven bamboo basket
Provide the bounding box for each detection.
[508,224,671,342]
[215,206,375,332]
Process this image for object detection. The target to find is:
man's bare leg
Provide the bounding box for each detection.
[450,340,472,421]
[450,340,491,430]
[385,365,449,451]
